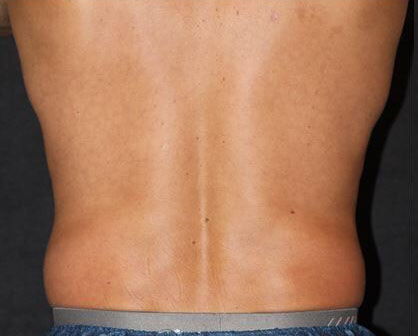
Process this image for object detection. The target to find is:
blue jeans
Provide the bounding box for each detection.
[46,324,376,335]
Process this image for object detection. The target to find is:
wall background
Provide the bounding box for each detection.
[0,3,415,336]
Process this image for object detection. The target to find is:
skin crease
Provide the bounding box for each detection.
[6,0,408,312]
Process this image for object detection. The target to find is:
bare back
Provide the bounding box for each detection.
[7,0,408,312]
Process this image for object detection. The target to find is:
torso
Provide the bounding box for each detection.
[7,0,407,312]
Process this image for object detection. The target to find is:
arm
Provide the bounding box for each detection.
[0,0,11,36]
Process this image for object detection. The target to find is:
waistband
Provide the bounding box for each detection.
[52,307,358,332]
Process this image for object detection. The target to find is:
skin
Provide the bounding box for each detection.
[0,0,11,35]
[6,0,408,312]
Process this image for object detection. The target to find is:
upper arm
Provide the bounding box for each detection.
[0,0,11,36]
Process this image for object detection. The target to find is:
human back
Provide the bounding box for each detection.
[6,0,408,313]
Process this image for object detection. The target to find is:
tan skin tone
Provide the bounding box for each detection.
[6,0,408,312]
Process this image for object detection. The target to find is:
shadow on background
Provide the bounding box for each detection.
[355,2,414,336]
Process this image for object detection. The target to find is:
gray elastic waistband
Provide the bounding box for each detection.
[52,306,358,332]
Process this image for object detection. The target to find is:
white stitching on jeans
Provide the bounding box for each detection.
[328,317,335,326]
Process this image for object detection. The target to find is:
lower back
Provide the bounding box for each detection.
[43,211,366,312]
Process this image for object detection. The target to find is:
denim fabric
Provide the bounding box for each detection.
[46,324,376,336]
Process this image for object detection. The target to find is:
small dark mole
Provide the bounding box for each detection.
[236,10,239,15]
[196,136,199,140]
[106,281,111,285]
[153,104,157,108]
[192,240,196,245]
[186,172,189,176]
[222,76,226,82]
[215,7,218,12]
[222,140,225,143]
[307,125,311,128]
[202,19,206,22]
[205,217,210,222]
[161,122,165,125]
[290,210,295,214]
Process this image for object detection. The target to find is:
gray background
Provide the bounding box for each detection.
[0,3,415,336]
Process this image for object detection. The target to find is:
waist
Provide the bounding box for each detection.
[51,306,359,331]
[43,214,366,313]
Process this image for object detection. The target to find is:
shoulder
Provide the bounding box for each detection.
[0,0,11,36]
